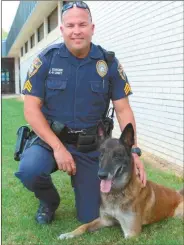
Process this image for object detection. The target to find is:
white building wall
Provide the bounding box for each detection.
[19,1,183,168]
[87,1,183,167]
[19,1,62,87]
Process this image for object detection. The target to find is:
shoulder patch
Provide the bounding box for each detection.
[28,57,42,78]
[117,62,126,80]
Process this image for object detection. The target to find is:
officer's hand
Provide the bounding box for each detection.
[53,146,76,176]
[132,153,146,186]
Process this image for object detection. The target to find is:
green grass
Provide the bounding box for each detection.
[2,98,184,245]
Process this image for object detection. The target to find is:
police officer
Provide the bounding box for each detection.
[15,1,146,225]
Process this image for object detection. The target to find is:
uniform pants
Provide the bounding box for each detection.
[14,144,101,223]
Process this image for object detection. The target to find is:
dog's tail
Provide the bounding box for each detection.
[179,188,184,196]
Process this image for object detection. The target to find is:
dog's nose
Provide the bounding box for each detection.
[98,169,108,180]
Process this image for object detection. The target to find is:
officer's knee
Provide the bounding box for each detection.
[15,161,39,191]
[14,151,45,191]
[15,145,55,191]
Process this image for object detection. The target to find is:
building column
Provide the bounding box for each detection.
[44,17,48,37]
[28,37,31,51]
[58,0,62,27]
[35,30,38,45]
[14,57,20,94]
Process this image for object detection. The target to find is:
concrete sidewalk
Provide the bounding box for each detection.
[2,94,21,99]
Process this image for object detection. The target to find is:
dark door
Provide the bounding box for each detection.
[1,58,15,94]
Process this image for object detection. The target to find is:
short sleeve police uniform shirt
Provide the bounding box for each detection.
[22,43,132,129]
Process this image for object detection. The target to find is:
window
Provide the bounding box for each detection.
[37,23,44,42]
[30,34,35,48]
[21,47,23,56]
[1,69,10,83]
[48,7,58,33]
[25,41,28,53]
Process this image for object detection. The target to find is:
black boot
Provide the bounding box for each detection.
[32,175,60,224]
[35,201,55,224]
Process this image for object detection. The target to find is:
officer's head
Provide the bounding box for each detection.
[60,1,95,58]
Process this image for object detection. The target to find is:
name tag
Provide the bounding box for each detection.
[49,68,63,75]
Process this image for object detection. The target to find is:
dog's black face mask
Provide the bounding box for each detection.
[98,123,134,193]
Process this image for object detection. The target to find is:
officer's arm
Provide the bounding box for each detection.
[22,54,76,175]
[111,58,146,185]
[110,57,137,146]
[24,95,65,151]
[113,97,137,146]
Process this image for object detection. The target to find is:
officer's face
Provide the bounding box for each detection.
[60,7,94,57]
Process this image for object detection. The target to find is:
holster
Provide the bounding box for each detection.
[14,126,31,161]
[14,120,66,161]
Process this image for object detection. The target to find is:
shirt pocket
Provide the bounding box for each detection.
[90,80,109,94]
[46,79,67,90]
[45,79,68,109]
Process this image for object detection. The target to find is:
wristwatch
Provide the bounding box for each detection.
[131,147,142,157]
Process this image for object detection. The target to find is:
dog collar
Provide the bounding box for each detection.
[131,147,142,156]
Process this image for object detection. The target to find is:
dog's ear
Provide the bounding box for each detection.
[119,123,134,150]
[97,121,107,145]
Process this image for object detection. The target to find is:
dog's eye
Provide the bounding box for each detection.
[116,166,124,176]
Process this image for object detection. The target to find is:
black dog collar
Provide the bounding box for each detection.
[131,147,142,156]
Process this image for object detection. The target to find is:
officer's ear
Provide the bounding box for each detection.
[60,25,63,35]
[97,121,107,146]
[91,23,95,36]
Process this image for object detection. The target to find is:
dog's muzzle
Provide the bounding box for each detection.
[98,169,109,180]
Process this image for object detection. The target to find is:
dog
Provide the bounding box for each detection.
[58,123,184,240]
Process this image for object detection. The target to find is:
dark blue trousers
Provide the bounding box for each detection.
[15,144,101,223]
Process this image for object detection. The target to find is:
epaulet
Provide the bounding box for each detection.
[39,43,62,57]
[97,45,115,67]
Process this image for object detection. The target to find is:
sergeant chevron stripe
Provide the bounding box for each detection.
[24,80,32,92]
[124,83,131,95]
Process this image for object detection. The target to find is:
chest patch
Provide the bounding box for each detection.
[96,60,108,77]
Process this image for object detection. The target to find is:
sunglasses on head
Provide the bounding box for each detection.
[62,1,92,20]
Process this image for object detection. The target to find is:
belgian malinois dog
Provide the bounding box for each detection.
[58,123,184,240]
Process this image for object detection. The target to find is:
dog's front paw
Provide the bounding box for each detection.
[58,232,74,240]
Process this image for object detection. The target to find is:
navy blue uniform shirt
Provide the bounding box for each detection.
[22,43,132,129]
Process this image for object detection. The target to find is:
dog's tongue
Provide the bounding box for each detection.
[100,180,112,193]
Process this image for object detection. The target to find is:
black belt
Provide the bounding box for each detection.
[30,125,98,153]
